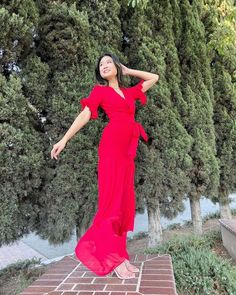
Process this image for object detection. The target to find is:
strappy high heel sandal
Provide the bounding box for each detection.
[124,259,140,273]
[113,268,135,280]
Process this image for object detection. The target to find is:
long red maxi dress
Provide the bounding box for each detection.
[74,79,148,276]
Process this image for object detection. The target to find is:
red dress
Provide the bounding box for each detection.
[74,80,148,276]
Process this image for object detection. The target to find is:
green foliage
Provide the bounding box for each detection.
[37,2,91,70]
[0,258,45,295]
[0,0,235,250]
[128,231,148,241]
[21,55,50,112]
[146,231,236,295]
[33,0,126,244]
[0,0,39,72]
[127,0,149,9]
[122,0,192,234]
[0,258,42,276]
[202,208,236,223]
[0,74,45,246]
[166,223,182,230]
[202,0,236,208]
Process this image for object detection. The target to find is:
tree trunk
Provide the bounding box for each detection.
[75,218,88,241]
[219,202,232,219]
[147,199,163,248]
[219,189,232,219]
[190,197,202,235]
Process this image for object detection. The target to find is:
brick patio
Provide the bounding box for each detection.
[20,254,178,295]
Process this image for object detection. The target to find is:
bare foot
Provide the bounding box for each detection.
[114,260,135,279]
[124,259,140,272]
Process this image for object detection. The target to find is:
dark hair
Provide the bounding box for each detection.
[95,52,125,87]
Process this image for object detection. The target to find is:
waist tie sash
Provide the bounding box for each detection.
[128,121,148,159]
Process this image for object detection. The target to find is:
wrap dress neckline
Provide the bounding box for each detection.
[105,85,126,100]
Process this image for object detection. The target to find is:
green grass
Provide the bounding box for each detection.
[145,230,236,295]
[0,258,47,295]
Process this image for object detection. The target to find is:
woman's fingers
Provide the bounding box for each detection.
[51,142,65,160]
[51,145,59,160]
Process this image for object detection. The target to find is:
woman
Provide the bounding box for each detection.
[50,52,159,280]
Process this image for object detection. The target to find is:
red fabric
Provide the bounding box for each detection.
[75,79,148,276]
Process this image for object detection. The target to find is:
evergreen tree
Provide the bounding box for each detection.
[0,0,39,75]
[33,0,126,243]
[175,0,219,234]
[122,0,192,246]
[202,0,236,218]
[0,74,45,246]
[0,0,45,246]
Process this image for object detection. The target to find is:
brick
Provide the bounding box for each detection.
[145,261,171,266]
[142,269,172,275]
[19,253,177,295]
[145,264,172,270]
[69,271,86,277]
[109,277,138,284]
[83,271,102,277]
[44,269,72,274]
[76,264,89,271]
[93,277,123,284]
[105,284,136,291]
[30,280,61,286]
[20,286,55,293]
[65,277,94,284]
[39,274,68,280]
[56,283,75,290]
[140,280,175,288]
[142,274,173,281]
[74,284,105,291]
[139,286,177,295]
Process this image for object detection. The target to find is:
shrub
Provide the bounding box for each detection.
[145,231,236,295]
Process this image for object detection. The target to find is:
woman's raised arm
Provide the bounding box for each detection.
[121,64,159,92]
[50,107,91,160]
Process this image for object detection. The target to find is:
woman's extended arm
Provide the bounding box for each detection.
[50,106,91,160]
[121,65,159,92]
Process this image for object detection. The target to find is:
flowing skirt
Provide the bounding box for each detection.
[75,122,136,276]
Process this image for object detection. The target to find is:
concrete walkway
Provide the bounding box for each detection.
[0,240,46,270]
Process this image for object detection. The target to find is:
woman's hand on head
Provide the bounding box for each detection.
[120,64,130,76]
[50,139,67,160]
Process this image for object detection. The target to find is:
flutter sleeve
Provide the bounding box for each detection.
[80,85,102,120]
[130,79,147,105]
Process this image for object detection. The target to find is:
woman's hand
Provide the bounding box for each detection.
[50,138,67,160]
[120,63,130,76]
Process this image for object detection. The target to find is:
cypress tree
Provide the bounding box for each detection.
[202,0,236,218]
[33,0,126,243]
[175,0,219,234]
[0,1,45,246]
[121,0,192,246]
[0,74,45,246]
[0,0,39,75]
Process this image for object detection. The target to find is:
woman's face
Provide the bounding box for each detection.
[99,56,117,80]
